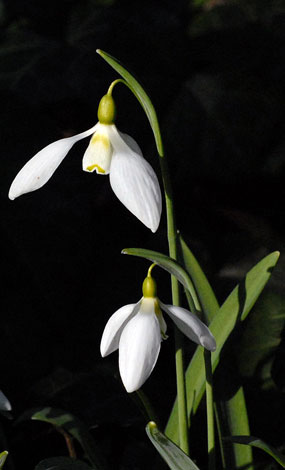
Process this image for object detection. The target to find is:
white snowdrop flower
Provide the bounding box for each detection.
[8,94,162,232]
[100,266,216,393]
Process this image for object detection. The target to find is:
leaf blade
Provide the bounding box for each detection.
[165,251,280,443]
[146,422,200,470]
[29,407,105,470]
[179,233,219,323]
[224,436,285,468]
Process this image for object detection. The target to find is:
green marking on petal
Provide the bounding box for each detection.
[86,164,106,173]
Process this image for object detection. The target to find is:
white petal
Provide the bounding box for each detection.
[82,123,113,175]
[160,302,216,352]
[100,302,139,357]
[107,125,162,233]
[118,131,143,156]
[0,390,11,411]
[119,298,161,392]
[8,124,98,200]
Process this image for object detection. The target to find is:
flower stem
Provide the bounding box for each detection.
[158,148,189,454]
[204,349,215,470]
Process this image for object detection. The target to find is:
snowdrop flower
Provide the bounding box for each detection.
[100,265,216,393]
[8,92,162,232]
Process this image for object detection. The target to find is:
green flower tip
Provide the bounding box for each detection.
[98,94,116,124]
[148,421,157,431]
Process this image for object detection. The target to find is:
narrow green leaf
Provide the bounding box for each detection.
[215,388,253,470]
[35,457,93,470]
[0,451,8,469]
[179,235,253,469]
[28,407,104,470]
[96,49,163,156]
[146,422,200,470]
[224,436,285,468]
[178,233,219,323]
[165,251,280,444]
[238,291,285,387]
[122,247,201,312]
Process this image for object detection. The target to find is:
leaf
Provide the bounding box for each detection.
[96,49,163,156]
[35,456,93,470]
[238,291,285,387]
[165,251,280,444]
[0,452,8,469]
[224,436,285,468]
[215,387,253,470]
[178,233,219,322]
[146,422,200,470]
[179,235,253,468]
[122,247,201,312]
[21,407,105,470]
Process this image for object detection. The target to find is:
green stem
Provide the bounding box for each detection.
[204,349,215,470]
[158,148,189,455]
[136,389,160,425]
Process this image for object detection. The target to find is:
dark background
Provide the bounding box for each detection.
[0,1,285,469]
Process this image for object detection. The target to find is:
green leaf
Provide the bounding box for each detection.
[238,291,285,387]
[24,407,105,470]
[178,233,219,323]
[179,235,253,469]
[0,451,8,469]
[122,247,201,312]
[96,49,163,156]
[146,422,200,470]
[35,457,93,470]
[224,436,285,468]
[165,251,280,444]
[215,387,253,470]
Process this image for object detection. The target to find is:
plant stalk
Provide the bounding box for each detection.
[159,149,189,455]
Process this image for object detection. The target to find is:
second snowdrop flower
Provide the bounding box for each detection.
[100,265,216,393]
[9,86,162,232]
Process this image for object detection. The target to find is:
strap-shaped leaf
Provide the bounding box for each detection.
[179,235,253,468]
[35,457,93,470]
[178,233,219,323]
[146,422,200,470]
[96,49,163,156]
[223,436,285,468]
[165,251,279,444]
[20,407,105,470]
[0,452,8,470]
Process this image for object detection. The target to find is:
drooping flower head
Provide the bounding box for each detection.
[100,265,216,393]
[8,85,162,232]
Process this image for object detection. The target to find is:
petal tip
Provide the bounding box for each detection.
[201,335,216,352]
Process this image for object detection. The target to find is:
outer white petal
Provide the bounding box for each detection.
[160,302,216,352]
[107,125,162,233]
[9,124,98,200]
[119,298,161,392]
[0,390,11,411]
[100,302,139,357]
[118,131,143,156]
